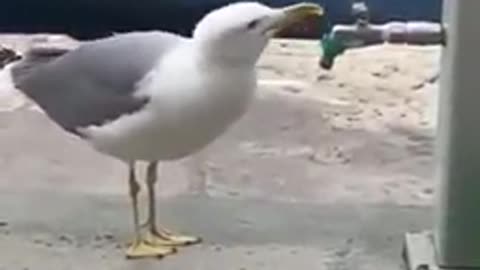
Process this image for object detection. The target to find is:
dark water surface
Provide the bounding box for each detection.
[0,0,442,39]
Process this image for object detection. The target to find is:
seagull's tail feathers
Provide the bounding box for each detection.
[10,46,70,90]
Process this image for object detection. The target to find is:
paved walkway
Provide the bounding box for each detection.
[0,37,439,269]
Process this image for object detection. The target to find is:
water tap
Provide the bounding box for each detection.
[319,1,446,70]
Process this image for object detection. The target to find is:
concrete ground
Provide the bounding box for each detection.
[0,35,440,269]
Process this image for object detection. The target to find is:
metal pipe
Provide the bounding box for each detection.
[330,21,445,47]
[433,0,480,267]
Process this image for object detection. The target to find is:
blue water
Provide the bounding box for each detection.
[172,0,443,36]
[1,0,443,39]
[184,0,442,22]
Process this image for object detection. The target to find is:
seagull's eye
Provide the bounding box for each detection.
[246,19,261,30]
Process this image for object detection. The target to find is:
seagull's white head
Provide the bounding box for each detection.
[193,1,323,66]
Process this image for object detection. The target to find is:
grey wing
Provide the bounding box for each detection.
[11,31,184,136]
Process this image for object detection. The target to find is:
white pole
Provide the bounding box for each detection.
[434,0,480,267]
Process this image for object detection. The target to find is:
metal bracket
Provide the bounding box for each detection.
[402,231,439,270]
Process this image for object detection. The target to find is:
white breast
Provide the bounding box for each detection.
[83,45,257,162]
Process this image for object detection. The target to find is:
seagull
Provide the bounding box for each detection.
[10,1,323,259]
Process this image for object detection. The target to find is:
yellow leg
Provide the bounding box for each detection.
[125,161,176,259]
[144,161,202,247]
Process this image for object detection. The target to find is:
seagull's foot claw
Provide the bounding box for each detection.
[126,240,176,259]
[146,228,202,247]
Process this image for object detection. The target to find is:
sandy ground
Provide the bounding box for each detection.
[0,34,441,269]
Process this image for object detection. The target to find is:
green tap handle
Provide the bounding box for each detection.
[320,35,346,69]
[319,35,346,70]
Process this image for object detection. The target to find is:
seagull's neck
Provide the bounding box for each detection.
[192,47,257,92]
[190,39,259,70]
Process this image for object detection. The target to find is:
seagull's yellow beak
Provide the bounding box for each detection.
[282,2,324,19]
[266,2,324,36]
